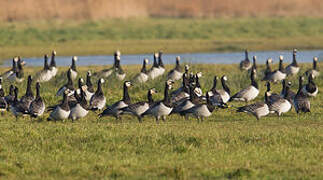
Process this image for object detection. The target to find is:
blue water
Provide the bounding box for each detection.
[2,50,322,67]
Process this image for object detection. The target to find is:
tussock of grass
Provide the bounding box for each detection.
[0,63,322,179]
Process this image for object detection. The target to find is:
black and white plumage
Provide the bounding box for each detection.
[10,87,28,118]
[19,75,35,114]
[114,55,126,81]
[171,85,203,115]
[70,56,78,80]
[120,88,157,122]
[266,56,286,83]
[286,49,300,76]
[48,90,70,121]
[35,54,53,82]
[29,82,45,118]
[133,58,149,83]
[147,53,161,80]
[56,69,75,97]
[240,50,252,71]
[167,56,183,81]
[89,78,106,111]
[171,66,190,98]
[230,69,259,102]
[141,80,174,123]
[157,51,165,76]
[97,51,120,78]
[5,85,15,108]
[209,75,231,104]
[302,74,318,97]
[8,57,24,83]
[265,82,291,116]
[85,71,95,101]
[249,56,258,78]
[294,76,310,113]
[49,50,58,77]
[208,76,225,107]
[179,92,215,122]
[280,80,296,104]
[99,81,132,119]
[193,72,203,97]
[237,101,269,120]
[1,57,18,80]
[262,58,273,81]
[305,57,320,78]
[0,78,7,112]
[69,80,89,121]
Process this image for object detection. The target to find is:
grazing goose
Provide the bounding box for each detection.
[179,92,215,122]
[230,69,259,102]
[49,50,58,77]
[120,88,158,122]
[265,82,291,116]
[5,85,15,108]
[236,100,269,120]
[1,57,18,79]
[84,71,95,101]
[240,50,252,70]
[69,80,89,121]
[167,56,183,81]
[305,57,320,78]
[70,56,78,80]
[262,58,273,81]
[29,82,45,118]
[89,78,106,111]
[294,76,310,113]
[99,81,132,120]
[141,80,174,123]
[147,53,160,80]
[171,85,203,115]
[133,58,149,83]
[19,75,34,114]
[8,57,24,83]
[114,55,126,80]
[11,87,28,119]
[0,78,7,112]
[56,69,75,96]
[35,54,53,82]
[267,56,287,83]
[48,90,70,121]
[302,74,318,97]
[286,49,300,76]
[157,51,165,76]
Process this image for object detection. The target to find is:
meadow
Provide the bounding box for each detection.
[1,17,323,61]
[0,62,322,179]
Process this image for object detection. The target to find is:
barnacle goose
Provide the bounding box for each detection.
[265,82,291,116]
[286,49,300,76]
[1,57,18,79]
[89,78,106,111]
[11,87,29,119]
[157,51,165,76]
[35,54,53,82]
[70,56,78,80]
[19,75,34,113]
[84,71,95,101]
[69,79,89,121]
[280,80,296,104]
[240,50,252,70]
[302,74,318,97]
[167,56,183,81]
[133,58,149,83]
[48,90,70,121]
[305,57,320,78]
[262,58,273,81]
[147,53,160,80]
[293,76,310,113]
[5,85,15,108]
[114,55,126,81]
[267,55,287,83]
[8,57,24,83]
[49,50,58,77]
[56,69,75,97]
[29,82,45,118]
[236,94,270,120]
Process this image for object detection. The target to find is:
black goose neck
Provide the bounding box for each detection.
[14,88,18,103]
[123,84,131,104]
[279,60,284,71]
[153,56,158,67]
[158,56,164,68]
[44,55,49,70]
[163,83,170,104]
[297,77,303,94]
[313,60,317,70]
[293,53,298,66]
[147,91,154,104]
[175,60,181,71]
[36,84,40,99]
[50,53,56,67]
[61,93,70,111]
[86,75,92,87]
[245,50,249,61]
[281,80,286,95]
[221,78,230,95]
[211,77,217,92]
[26,77,33,97]
[96,81,103,95]
[251,74,258,89]
[141,60,147,73]
[71,60,76,71]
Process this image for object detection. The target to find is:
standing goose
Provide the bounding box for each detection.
[89,78,106,111]
[70,56,78,80]
[8,57,24,83]
[133,58,149,83]
[48,90,70,121]
[147,53,160,80]
[294,76,310,113]
[179,92,215,122]
[0,78,7,112]
[98,51,120,78]
[157,51,165,76]
[283,81,296,104]
[69,79,89,121]
[141,80,174,123]
[11,87,28,119]
[268,56,286,83]
[29,82,45,118]
[99,81,132,120]
[230,69,259,102]
[119,88,158,122]
[240,50,252,70]
[210,75,231,103]
[305,57,320,78]
[167,56,183,81]
[56,69,75,96]
[286,49,300,76]
[5,85,15,108]
[250,56,257,78]
[262,58,273,81]
[114,55,126,81]
[19,75,34,114]
[35,54,53,82]
[1,57,18,79]
[237,94,270,120]
[194,72,203,97]
[265,82,291,116]
[84,71,95,101]
[302,74,318,97]
[208,76,225,107]
[49,50,58,77]
[171,85,203,115]
[170,66,190,97]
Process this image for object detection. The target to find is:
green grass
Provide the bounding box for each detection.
[1,17,323,60]
[0,63,322,179]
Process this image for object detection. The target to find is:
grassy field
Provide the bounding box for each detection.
[1,17,323,61]
[0,63,322,179]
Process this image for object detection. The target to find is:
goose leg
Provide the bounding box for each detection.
[162,116,166,122]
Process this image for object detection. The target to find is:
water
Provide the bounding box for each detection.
[2,50,322,67]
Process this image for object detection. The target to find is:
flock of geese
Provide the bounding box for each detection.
[0,49,320,122]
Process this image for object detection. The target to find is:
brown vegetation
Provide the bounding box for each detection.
[0,0,323,21]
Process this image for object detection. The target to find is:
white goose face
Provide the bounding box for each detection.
[293,49,297,53]
[115,50,121,56]
[144,58,149,64]
[287,81,292,86]
[125,81,132,87]
[14,57,19,62]
[81,85,88,92]
[176,56,181,61]
[80,78,84,83]
[150,88,157,94]
[185,65,189,71]
[279,55,284,61]
[154,53,159,58]
[197,72,202,78]
[223,75,228,81]
[267,58,273,63]
[314,57,318,61]
[87,71,91,76]
[52,50,56,55]
[116,56,121,61]
[100,78,105,84]
[73,56,78,61]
